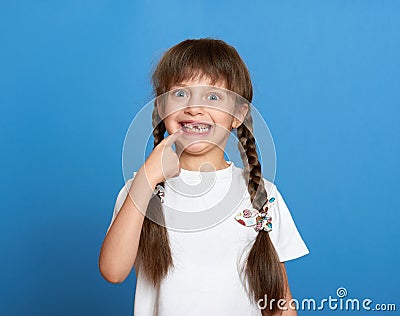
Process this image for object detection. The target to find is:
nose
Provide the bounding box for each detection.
[183,95,205,115]
[183,104,205,116]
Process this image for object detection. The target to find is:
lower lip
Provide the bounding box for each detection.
[181,125,213,137]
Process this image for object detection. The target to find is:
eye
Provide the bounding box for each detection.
[173,89,188,98]
[207,93,221,101]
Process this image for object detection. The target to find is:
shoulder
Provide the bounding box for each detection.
[231,163,277,196]
[262,177,276,197]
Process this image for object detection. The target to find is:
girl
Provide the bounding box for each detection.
[99,38,309,316]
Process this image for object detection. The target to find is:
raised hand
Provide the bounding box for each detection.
[143,128,184,186]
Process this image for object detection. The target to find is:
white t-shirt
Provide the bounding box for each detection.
[107,161,309,316]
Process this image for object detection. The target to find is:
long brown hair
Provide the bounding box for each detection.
[136,38,286,314]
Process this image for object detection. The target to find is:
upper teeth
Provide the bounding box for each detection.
[182,123,211,131]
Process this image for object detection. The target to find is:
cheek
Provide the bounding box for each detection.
[212,112,234,129]
[162,115,178,133]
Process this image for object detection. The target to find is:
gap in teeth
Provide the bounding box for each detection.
[182,123,210,128]
[182,123,210,132]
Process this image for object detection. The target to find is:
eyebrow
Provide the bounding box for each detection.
[170,84,228,92]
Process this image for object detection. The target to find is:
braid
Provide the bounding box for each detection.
[136,106,173,286]
[237,111,265,210]
[152,104,166,146]
[237,109,286,315]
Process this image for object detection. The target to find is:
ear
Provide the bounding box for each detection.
[232,103,249,129]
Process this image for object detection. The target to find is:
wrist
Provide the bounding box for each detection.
[140,163,161,189]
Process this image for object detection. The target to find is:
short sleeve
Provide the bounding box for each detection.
[266,182,310,262]
[106,172,137,235]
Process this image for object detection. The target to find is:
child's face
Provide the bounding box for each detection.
[157,76,248,155]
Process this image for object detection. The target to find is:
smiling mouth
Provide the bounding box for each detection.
[179,122,213,135]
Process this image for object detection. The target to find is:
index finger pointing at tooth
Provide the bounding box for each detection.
[165,128,184,147]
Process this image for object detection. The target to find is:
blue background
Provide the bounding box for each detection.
[1,1,399,315]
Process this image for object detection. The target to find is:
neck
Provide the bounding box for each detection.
[178,151,230,172]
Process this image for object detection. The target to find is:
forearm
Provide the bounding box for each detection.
[99,165,157,283]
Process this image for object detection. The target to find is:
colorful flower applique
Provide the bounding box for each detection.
[234,196,276,232]
[154,184,165,203]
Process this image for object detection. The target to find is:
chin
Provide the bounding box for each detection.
[181,142,211,154]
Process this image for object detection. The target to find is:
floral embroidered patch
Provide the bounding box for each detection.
[154,184,165,203]
[234,196,276,232]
